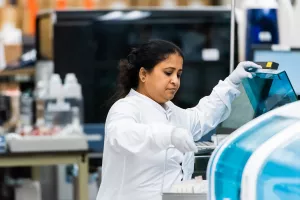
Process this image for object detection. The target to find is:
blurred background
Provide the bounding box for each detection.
[0,0,300,200]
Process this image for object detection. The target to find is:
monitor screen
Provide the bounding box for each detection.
[253,50,300,95]
[53,9,237,123]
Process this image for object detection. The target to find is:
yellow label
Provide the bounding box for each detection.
[266,62,272,68]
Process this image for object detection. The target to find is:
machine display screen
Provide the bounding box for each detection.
[253,50,300,95]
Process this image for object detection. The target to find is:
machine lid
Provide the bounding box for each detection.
[243,68,298,118]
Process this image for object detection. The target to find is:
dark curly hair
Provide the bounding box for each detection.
[112,39,184,102]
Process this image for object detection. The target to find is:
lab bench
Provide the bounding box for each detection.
[0,150,89,200]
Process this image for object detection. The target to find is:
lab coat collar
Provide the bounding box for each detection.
[128,89,172,116]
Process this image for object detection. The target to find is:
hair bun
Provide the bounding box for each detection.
[127,48,138,69]
[127,53,136,65]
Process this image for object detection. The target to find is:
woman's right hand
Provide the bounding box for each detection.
[171,128,198,153]
[228,61,262,85]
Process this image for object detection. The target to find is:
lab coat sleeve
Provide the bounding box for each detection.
[188,78,241,141]
[182,78,241,180]
[105,99,175,157]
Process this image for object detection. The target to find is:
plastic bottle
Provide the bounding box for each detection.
[34,80,47,126]
[44,74,61,126]
[71,107,83,134]
[63,73,84,124]
[45,74,71,127]
[20,90,34,127]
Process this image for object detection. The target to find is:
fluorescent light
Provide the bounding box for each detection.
[122,11,151,20]
[98,11,124,21]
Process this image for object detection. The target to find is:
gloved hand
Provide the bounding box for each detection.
[171,128,198,153]
[228,61,262,85]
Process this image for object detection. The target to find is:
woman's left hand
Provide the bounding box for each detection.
[228,61,262,85]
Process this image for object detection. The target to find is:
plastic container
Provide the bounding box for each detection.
[45,74,72,127]
[63,73,84,124]
[34,80,47,127]
[20,91,34,126]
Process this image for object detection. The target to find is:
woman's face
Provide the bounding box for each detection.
[140,53,183,104]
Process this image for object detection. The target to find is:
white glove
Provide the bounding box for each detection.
[171,128,198,153]
[228,61,262,85]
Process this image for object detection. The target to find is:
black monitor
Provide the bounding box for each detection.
[50,8,238,123]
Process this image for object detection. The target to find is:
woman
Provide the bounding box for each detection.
[96,39,261,200]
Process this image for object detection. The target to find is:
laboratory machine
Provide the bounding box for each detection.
[241,102,300,200]
[207,68,298,200]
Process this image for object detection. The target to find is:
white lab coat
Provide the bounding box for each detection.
[96,78,240,200]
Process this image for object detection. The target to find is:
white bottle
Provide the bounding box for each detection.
[63,73,84,124]
[71,107,83,134]
[63,73,82,100]
[34,80,47,127]
[48,74,63,101]
[20,91,34,127]
[45,74,71,127]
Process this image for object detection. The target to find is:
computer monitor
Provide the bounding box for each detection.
[48,8,239,123]
[251,46,300,96]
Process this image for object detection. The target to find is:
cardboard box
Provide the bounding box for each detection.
[0,5,18,30]
[83,0,98,9]
[4,44,22,64]
[20,8,32,35]
[177,0,189,6]
[135,0,213,7]
[187,0,213,6]
[67,0,83,8]
[38,15,53,59]
[96,0,131,8]
[38,0,55,9]
[135,0,152,6]
[136,0,163,7]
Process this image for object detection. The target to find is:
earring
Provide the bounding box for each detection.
[141,77,145,82]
